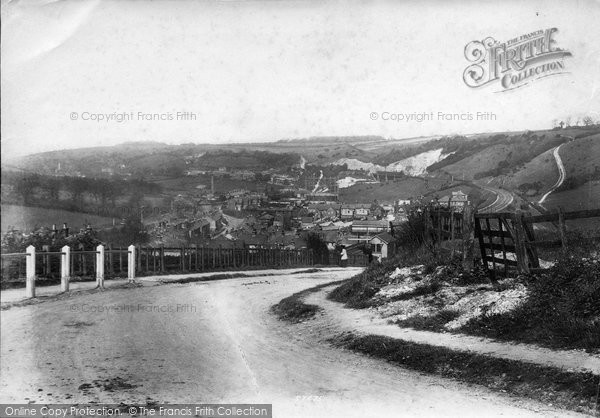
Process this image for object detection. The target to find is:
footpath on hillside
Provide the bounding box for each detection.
[304,286,600,375]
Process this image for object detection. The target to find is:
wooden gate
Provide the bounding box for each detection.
[475,209,600,280]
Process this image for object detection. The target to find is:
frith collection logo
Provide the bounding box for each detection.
[463,28,572,92]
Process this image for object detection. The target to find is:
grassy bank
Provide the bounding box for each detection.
[460,256,600,352]
[271,279,347,323]
[327,241,600,352]
[327,248,470,308]
[331,332,599,416]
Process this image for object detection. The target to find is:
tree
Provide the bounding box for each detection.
[582,115,594,126]
[13,174,40,205]
[306,232,330,265]
[99,214,149,246]
[66,177,88,205]
[41,177,61,201]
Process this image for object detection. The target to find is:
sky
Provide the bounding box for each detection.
[1,0,599,159]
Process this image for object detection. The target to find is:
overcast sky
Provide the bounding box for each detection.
[1,0,599,159]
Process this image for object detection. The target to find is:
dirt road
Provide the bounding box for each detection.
[538,144,567,206]
[0,270,586,417]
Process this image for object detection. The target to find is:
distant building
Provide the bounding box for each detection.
[397,199,411,207]
[300,216,316,230]
[351,219,390,242]
[369,232,397,259]
[307,204,340,219]
[340,203,371,220]
[439,190,469,210]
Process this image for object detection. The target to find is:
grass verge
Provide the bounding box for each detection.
[459,257,600,352]
[271,279,348,323]
[330,332,599,416]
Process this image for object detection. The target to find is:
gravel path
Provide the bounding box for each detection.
[304,286,600,374]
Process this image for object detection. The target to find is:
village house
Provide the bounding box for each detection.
[300,216,316,230]
[307,204,340,220]
[340,203,372,220]
[340,205,355,220]
[380,202,395,215]
[350,219,390,242]
[396,198,411,207]
[438,190,469,210]
[369,232,397,259]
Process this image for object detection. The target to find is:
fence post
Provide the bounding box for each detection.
[42,245,50,276]
[558,208,568,254]
[108,244,114,276]
[61,245,70,292]
[128,245,136,282]
[512,213,529,275]
[26,245,36,298]
[96,244,105,289]
[462,205,474,272]
[136,245,142,272]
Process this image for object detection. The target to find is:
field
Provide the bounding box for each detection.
[1,205,115,234]
[339,177,447,203]
[544,180,600,212]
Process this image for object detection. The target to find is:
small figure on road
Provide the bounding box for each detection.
[340,245,348,268]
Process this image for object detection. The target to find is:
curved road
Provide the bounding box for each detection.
[538,144,566,206]
[0,271,582,417]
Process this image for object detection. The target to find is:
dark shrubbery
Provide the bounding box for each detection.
[331,333,599,415]
[327,259,400,308]
[327,246,448,308]
[306,233,330,265]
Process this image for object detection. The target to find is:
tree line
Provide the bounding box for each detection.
[2,171,161,214]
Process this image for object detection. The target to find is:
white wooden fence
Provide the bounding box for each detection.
[13,244,135,298]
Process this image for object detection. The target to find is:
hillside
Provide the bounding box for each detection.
[496,148,559,198]
[4,127,599,215]
[544,181,600,212]
[339,177,448,203]
[559,134,600,181]
[439,144,514,181]
[1,204,114,234]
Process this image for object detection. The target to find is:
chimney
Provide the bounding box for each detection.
[62,223,69,237]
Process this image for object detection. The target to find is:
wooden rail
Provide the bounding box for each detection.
[474,208,600,279]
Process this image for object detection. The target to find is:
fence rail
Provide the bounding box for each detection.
[1,244,315,299]
[474,208,600,279]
